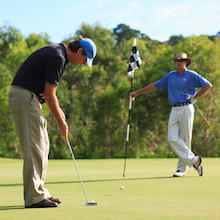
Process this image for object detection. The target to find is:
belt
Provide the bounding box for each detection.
[39,97,45,104]
[171,102,191,107]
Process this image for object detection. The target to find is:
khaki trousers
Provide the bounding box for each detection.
[168,104,197,173]
[8,86,51,206]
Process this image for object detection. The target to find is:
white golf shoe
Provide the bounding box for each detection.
[173,170,186,177]
[193,155,203,176]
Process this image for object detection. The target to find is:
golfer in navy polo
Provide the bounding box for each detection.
[8,37,97,208]
[130,53,212,177]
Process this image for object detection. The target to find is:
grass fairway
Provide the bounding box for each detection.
[0,158,220,220]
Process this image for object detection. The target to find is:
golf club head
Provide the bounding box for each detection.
[85,201,98,206]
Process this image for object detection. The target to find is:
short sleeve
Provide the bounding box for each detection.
[154,74,168,90]
[44,57,65,86]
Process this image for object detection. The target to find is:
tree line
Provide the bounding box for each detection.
[0,23,219,159]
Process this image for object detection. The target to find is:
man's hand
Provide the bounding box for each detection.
[186,93,196,104]
[129,91,138,102]
[58,108,68,141]
[57,119,68,142]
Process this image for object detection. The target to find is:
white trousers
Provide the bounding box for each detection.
[168,104,197,173]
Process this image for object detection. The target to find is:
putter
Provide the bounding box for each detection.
[67,138,97,206]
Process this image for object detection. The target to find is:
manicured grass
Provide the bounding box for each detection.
[0,158,220,219]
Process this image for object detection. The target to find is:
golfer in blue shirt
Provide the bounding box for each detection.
[130,53,212,177]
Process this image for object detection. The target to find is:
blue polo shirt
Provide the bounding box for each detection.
[153,68,211,106]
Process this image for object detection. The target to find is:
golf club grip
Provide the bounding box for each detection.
[203,116,211,127]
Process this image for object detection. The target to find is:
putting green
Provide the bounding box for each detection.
[0,158,220,219]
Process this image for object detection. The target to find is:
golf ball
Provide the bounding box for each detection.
[120,186,124,190]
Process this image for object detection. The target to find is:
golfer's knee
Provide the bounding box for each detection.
[167,136,179,144]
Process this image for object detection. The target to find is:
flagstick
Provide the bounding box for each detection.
[123,70,134,177]
[123,38,141,177]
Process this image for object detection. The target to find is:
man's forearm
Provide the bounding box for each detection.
[136,83,157,96]
[44,82,68,141]
[45,94,63,124]
[195,84,212,99]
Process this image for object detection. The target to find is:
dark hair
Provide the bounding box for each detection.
[68,41,87,56]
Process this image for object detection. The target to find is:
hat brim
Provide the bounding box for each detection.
[172,57,191,66]
[87,57,93,67]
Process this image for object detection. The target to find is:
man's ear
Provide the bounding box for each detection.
[77,48,84,54]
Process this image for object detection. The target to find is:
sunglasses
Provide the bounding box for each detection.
[175,59,187,63]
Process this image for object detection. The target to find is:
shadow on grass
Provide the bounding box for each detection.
[0,205,24,210]
[0,176,173,188]
[0,183,23,187]
[47,176,174,185]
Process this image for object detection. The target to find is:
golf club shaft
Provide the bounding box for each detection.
[194,103,211,127]
[67,139,89,203]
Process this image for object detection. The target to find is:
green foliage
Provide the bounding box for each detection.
[0,23,219,159]
[167,34,185,46]
[0,64,20,158]
[25,33,52,49]
[113,23,142,44]
[0,24,23,60]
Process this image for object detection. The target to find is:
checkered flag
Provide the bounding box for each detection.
[128,38,141,76]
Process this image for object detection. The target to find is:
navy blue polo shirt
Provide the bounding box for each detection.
[12,43,69,103]
[154,68,211,106]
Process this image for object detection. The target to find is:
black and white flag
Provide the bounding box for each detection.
[128,38,141,76]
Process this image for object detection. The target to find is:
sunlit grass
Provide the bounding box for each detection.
[0,158,220,220]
